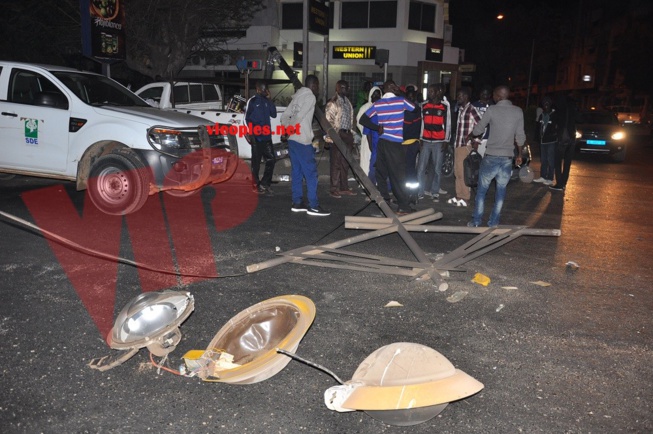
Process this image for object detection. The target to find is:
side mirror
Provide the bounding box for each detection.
[33,92,69,110]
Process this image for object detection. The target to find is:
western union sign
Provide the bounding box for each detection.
[333,46,377,60]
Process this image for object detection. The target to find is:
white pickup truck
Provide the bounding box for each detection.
[0,61,239,215]
[134,81,224,111]
[134,81,287,160]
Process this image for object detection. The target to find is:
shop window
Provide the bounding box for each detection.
[408,1,436,33]
[341,1,397,29]
[282,3,303,29]
[282,2,335,29]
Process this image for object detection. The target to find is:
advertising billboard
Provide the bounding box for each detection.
[81,0,126,60]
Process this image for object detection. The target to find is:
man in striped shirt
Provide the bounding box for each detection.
[359,80,416,214]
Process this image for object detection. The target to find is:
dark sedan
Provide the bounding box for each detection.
[575,110,627,162]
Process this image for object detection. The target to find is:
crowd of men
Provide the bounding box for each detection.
[246,76,575,226]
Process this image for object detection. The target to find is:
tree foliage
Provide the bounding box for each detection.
[0,0,82,65]
[124,0,265,79]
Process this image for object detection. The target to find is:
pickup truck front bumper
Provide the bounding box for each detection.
[141,125,240,194]
[136,147,239,193]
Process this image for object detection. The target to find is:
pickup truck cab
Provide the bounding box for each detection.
[135,81,223,111]
[0,61,239,215]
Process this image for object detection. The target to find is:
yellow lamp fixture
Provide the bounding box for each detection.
[324,342,484,426]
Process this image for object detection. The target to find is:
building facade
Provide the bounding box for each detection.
[181,0,460,103]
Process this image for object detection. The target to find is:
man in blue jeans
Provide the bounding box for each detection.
[417,83,450,202]
[280,75,330,216]
[245,81,277,194]
[467,85,525,227]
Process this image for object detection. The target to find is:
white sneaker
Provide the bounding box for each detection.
[439,188,448,195]
[457,199,468,207]
[433,194,440,203]
[543,179,554,185]
[533,177,546,183]
[447,197,457,205]
[424,191,433,198]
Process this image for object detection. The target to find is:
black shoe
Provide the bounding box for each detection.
[549,184,565,191]
[306,206,331,216]
[291,202,308,212]
[396,206,416,216]
[255,185,266,194]
[261,185,273,195]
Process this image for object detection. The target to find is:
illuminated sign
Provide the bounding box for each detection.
[309,0,329,36]
[80,0,126,60]
[425,37,443,62]
[333,46,377,60]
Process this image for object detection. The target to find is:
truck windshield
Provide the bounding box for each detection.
[52,71,149,107]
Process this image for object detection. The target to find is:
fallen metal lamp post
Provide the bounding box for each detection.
[247,48,560,287]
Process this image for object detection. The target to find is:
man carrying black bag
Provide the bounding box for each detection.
[449,87,482,207]
[463,149,482,188]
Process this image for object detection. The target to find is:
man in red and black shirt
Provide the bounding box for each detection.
[417,83,451,202]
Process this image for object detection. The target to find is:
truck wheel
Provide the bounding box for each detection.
[0,173,16,181]
[88,151,150,215]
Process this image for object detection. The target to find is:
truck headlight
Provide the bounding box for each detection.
[148,128,184,149]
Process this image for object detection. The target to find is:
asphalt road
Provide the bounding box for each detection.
[1,135,652,433]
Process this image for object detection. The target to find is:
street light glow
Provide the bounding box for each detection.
[497,14,504,20]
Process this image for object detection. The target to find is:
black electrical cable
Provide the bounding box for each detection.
[276,348,344,384]
[0,194,373,280]
[0,210,247,279]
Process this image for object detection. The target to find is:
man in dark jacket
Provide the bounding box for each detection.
[245,81,277,194]
[549,94,579,191]
[533,96,557,185]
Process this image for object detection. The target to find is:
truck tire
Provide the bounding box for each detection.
[0,173,16,181]
[88,151,150,215]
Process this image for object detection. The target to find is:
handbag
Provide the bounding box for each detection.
[463,150,482,188]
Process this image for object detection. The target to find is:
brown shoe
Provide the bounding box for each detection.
[329,191,342,199]
[338,189,357,196]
